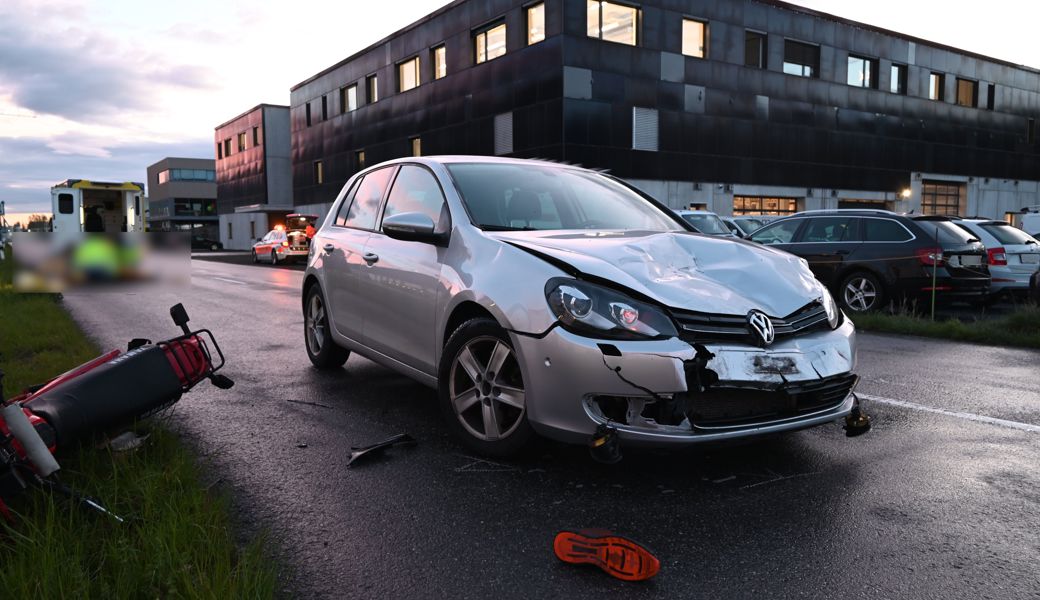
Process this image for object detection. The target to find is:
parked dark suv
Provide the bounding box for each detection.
[747,210,990,312]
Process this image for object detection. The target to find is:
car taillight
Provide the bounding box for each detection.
[282,241,289,247]
[987,247,1007,266]
[915,247,945,266]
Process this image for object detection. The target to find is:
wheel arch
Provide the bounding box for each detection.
[302,274,321,315]
[442,301,498,350]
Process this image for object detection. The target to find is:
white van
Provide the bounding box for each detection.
[51,180,146,234]
[1020,207,1040,237]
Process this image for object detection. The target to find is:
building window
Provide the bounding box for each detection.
[321,95,328,120]
[955,78,977,107]
[929,72,945,101]
[847,55,877,88]
[356,150,366,170]
[410,137,422,157]
[228,222,233,240]
[682,18,707,58]
[398,57,420,92]
[216,142,222,160]
[366,74,378,103]
[783,40,819,78]
[587,1,638,46]
[986,84,996,110]
[341,84,358,113]
[475,23,507,63]
[734,196,800,216]
[745,30,766,69]
[249,221,255,240]
[159,169,216,183]
[1029,118,1036,145]
[306,102,312,126]
[632,107,658,151]
[237,132,246,152]
[921,181,965,216]
[313,160,324,184]
[252,126,261,146]
[432,46,447,80]
[223,138,231,157]
[527,3,545,45]
[890,64,907,94]
[494,112,513,155]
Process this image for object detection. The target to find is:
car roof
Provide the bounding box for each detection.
[674,210,720,215]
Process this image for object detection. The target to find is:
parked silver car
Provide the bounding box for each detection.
[302,156,859,456]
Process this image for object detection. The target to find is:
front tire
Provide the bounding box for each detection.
[839,271,885,313]
[439,318,534,457]
[251,250,258,263]
[304,285,350,369]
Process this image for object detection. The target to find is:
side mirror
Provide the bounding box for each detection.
[382,212,446,245]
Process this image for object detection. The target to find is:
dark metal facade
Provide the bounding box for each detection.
[215,104,285,213]
[289,0,1040,206]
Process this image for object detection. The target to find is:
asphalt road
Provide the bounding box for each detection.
[63,257,1040,599]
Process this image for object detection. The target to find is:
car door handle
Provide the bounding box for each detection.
[363,252,379,264]
[323,243,334,253]
[834,250,851,256]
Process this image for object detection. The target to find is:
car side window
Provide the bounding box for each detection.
[342,167,395,230]
[799,217,856,242]
[381,165,450,233]
[750,219,801,244]
[864,219,913,242]
[333,178,362,227]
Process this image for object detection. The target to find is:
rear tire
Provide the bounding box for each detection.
[304,285,350,369]
[839,271,886,313]
[271,250,278,265]
[438,318,534,457]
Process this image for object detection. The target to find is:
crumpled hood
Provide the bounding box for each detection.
[492,230,823,317]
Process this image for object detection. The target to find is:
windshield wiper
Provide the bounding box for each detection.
[478,224,538,231]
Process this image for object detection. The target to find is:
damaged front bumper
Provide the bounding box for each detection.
[511,319,857,447]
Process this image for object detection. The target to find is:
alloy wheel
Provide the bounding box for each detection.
[448,336,526,441]
[843,277,878,311]
[305,293,326,354]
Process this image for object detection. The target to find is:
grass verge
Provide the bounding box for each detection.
[1,245,277,598]
[853,305,1040,350]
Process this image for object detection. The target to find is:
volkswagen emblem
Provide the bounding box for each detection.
[747,310,775,346]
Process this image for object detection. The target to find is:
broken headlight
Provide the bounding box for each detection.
[820,287,842,329]
[546,278,678,340]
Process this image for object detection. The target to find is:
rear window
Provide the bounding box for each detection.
[58,193,74,214]
[915,219,978,246]
[980,223,1036,245]
[863,218,913,242]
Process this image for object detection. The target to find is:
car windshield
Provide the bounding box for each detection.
[980,223,1037,245]
[682,214,729,235]
[446,163,682,232]
[735,218,765,232]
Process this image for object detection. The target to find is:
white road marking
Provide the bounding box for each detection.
[858,392,1040,434]
[209,276,247,285]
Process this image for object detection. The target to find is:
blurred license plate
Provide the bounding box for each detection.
[953,255,982,266]
[1021,254,1040,264]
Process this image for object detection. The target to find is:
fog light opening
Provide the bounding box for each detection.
[588,424,622,464]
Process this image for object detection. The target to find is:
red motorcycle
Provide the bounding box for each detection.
[0,304,232,521]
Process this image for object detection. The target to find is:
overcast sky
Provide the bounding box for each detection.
[1,0,1037,221]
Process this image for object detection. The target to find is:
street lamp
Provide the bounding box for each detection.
[900,188,912,199]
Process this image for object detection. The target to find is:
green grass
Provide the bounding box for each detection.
[0,245,277,599]
[853,304,1040,350]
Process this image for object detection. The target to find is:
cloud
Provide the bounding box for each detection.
[0,2,217,123]
[0,137,214,214]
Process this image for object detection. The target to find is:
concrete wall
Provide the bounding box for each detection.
[219,213,270,251]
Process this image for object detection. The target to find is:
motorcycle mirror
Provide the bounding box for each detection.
[170,303,191,334]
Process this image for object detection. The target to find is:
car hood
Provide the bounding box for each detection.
[491,230,823,317]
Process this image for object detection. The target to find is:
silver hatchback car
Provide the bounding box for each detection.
[302,156,859,457]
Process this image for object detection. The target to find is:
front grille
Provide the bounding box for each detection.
[684,373,857,428]
[672,301,830,345]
